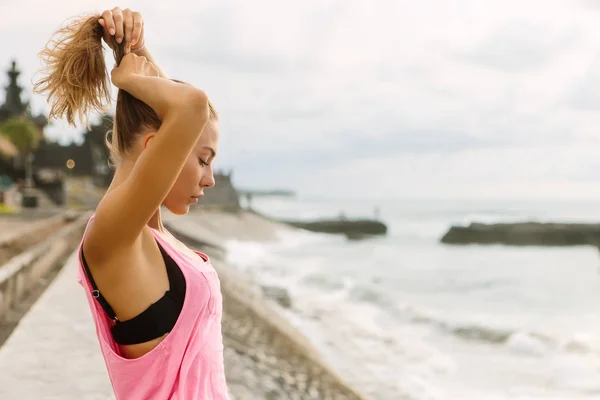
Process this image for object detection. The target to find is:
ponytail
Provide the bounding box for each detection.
[33,15,110,128]
[34,13,219,168]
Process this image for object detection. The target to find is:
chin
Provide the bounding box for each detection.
[164,203,190,216]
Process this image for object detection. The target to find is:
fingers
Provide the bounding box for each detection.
[137,55,159,77]
[112,7,124,44]
[98,18,113,47]
[112,52,158,85]
[100,8,142,53]
[131,54,157,77]
[101,9,116,36]
[144,61,159,77]
[124,10,134,51]
[131,12,144,48]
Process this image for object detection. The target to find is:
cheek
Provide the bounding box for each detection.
[177,159,201,187]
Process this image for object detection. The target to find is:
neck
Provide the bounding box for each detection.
[148,208,164,232]
[107,159,166,233]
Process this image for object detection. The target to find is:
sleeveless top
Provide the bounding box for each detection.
[80,239,187,345]
[76,216,230,400]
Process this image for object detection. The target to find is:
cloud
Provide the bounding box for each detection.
[564,55,600,111]
[306,143,600,199]
[458,20,580,73]
[580,0,600,10]
[2,0,600,198]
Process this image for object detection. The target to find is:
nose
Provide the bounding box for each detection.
[200,170,215,189]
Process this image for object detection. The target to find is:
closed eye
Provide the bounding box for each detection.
[199,158,209,167]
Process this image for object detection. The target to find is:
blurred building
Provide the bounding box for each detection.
[0,60,113,204]
[198,170,241,210]
[0,59,241,209]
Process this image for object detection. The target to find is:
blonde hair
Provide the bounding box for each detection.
[33,14,217,167]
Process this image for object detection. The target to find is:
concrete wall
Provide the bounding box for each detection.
[0,212,88,322]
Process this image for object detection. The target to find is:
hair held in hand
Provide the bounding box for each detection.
[33,13,218,167]
[33,15,111,128]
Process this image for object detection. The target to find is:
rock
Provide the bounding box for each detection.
[261,285,292,308]
[440,222,600,246]
[345,231,371,241]
[282,219,387,237]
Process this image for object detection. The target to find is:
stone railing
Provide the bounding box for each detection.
[0,212,88,322]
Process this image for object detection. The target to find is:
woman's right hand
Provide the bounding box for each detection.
[110,52,207,122]
[111,53,159,90]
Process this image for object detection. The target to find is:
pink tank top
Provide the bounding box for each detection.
[76,216,230,399]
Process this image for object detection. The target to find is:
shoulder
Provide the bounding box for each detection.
[81,211,147,267]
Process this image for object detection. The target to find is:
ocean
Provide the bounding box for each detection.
[223,197,600,400]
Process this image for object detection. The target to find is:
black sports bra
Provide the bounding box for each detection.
[80,240,188,345]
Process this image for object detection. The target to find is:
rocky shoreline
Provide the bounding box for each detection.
[221,285,365,400]
[166,210,368,400]
[0,208,368,399]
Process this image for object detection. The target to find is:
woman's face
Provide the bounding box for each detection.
[163,120,220,215]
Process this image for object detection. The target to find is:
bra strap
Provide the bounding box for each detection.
[80,248,119,323]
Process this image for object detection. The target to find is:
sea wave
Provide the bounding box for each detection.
[390,300,600,357]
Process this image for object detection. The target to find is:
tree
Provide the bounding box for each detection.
[0,117,39,155]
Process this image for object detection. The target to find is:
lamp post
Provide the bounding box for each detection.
[65,159,75,207]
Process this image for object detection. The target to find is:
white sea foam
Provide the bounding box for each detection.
[221,197,600,399]
[223,239,273,270]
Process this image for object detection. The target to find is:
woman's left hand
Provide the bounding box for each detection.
[98,7,144,54]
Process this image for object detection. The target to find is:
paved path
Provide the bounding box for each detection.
[0,251,114,400]
[0,212,367,400]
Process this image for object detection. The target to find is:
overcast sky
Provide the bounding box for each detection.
[2,0,600,199]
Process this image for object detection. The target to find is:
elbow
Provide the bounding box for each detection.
[181,89,210,123]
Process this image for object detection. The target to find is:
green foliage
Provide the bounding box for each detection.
[0,202,16,214]
[0,117,39,155]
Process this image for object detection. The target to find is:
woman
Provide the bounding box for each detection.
[34,7,229,400]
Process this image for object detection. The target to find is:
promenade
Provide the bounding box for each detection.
[0,210,368,400]
[0,251,115,400]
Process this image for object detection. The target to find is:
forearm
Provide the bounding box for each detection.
[135,46,168,79]
[120,75,206,121]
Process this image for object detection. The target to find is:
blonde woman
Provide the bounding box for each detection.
[35,7,229,399]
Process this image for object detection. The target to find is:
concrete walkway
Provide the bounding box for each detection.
[0,251,114,400]
[0,212,368,400]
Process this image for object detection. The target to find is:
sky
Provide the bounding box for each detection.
[2,0,600,200]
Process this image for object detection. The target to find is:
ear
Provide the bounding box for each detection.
[143,132,157,149]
